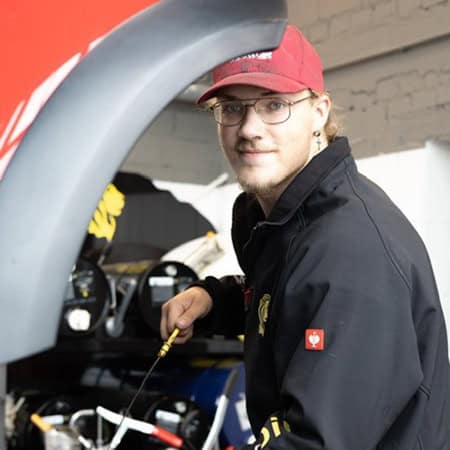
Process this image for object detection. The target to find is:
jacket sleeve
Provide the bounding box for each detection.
[191,275,246,336]
[250,243,424,450]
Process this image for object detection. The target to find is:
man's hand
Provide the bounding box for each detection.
[160,286,213,343]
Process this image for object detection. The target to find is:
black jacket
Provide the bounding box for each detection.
[197,137,450,449]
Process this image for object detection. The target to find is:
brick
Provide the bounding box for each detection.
[318,0,360,18]
[399,72,423,95]
[387,96,412,117]
[351,8,372,32]
[372,0,396,26]
[398,0,421,18]
[160,137,219,165]
[330,13,352,35]
[329,88,353,107]
[288,1,320,27]
[174,108,217,143]
[436,85,450,105]
[412,90,437,110]
[424,71,439,89]
[307,21,329,43]
[344,109,365,134]
[350,92,372,110]
[127,142,160,165]
[147,108,175,137]
[361,0,390,7]
[421,0,447,8]
[439,72,450,86]
[347,103,387,140]
[376,77,403,101]
[391,107,449,144]
[126,131,226,184]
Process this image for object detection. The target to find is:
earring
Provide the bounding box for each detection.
[313,130,321,153]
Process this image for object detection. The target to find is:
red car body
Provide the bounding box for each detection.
[0,0,160,179]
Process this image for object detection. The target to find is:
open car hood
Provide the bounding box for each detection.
[0,0,287,364]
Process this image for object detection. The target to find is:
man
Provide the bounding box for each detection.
[160,24,450,449]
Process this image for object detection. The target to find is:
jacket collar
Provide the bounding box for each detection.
[231,137,352,274]
[264,136,352,225]
[232,136,352,234]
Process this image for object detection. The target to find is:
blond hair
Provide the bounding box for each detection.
[310,90,342,143]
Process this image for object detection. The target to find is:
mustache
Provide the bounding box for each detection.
[236,141,274,152]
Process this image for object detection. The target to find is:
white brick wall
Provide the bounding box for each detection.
[286,0,450,158]
[324,34,450,157]
[122,102,232,184]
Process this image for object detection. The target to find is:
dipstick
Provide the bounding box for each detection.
[109,328,180,449]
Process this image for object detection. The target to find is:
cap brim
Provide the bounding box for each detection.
[196,72,309,104]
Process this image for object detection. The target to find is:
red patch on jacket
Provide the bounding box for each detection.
[305,329,325,351]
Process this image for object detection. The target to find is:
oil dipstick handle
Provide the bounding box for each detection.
[30,413,53,433]
[158,327,180,357]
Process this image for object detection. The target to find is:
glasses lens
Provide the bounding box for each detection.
[212,98,291,125]
[214,101,245,126]
[255,98,290,124]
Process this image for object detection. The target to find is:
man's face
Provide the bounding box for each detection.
[216,85,326,197]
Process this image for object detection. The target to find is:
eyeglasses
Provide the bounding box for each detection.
[209,93,313,126]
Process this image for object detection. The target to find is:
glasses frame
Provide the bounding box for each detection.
[209,91,315,127]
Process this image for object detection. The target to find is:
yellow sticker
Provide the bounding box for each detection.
[258,293,271,336]
[88,183,125,242]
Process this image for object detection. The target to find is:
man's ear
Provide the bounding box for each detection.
[313,93,331,131]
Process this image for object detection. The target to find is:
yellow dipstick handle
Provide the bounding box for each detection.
[31,413,53,433]
[158,328,180,357]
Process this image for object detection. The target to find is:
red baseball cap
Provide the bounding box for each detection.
[197,25,324,104]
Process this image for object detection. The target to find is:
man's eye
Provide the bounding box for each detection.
[266,100,286,111]
[223,103,244,114]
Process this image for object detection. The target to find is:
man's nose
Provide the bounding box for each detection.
[238,105,264,139]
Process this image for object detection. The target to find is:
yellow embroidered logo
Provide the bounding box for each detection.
[88,183,125,242]
[260,416,291,448]
[258,293,271,336]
